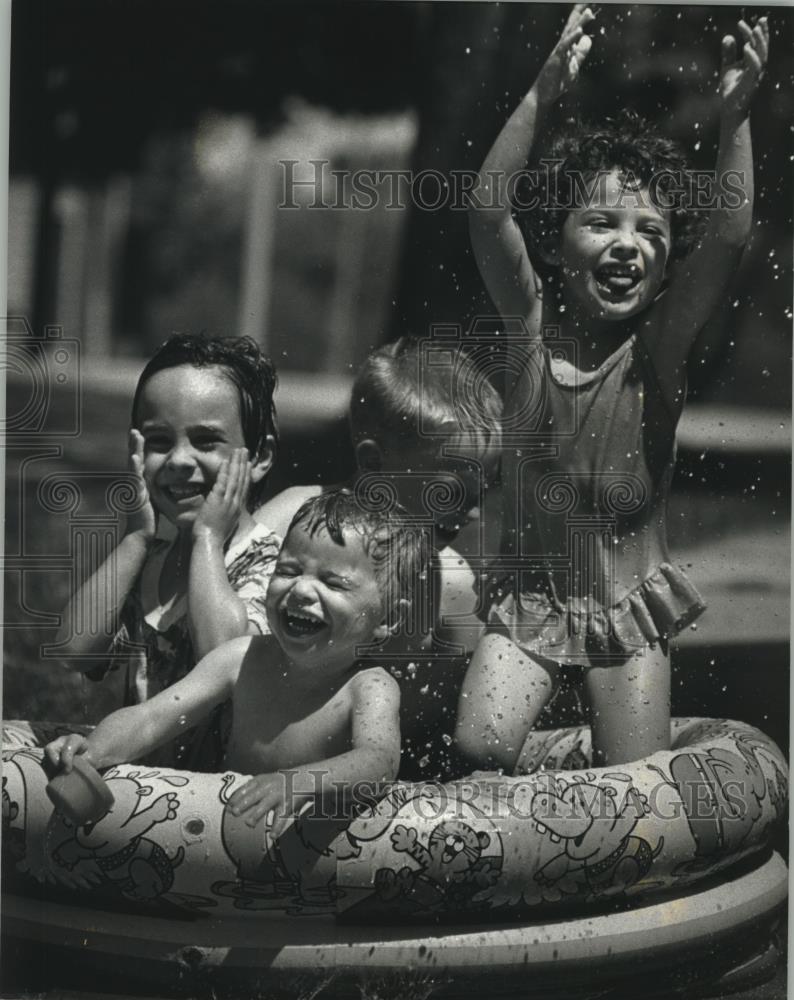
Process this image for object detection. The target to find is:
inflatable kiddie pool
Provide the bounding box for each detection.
[2,717,788,996]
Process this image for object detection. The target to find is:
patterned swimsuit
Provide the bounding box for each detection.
[89,521,281,768]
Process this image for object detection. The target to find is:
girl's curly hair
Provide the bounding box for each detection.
[518,110,707,265]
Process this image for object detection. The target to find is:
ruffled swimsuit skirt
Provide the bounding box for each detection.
[490,332,706,667]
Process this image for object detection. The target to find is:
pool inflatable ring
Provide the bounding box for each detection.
[2,717,787,922]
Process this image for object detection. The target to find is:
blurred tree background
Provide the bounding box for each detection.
[9,0,793,404]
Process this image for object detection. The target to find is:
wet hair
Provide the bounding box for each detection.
[519,111,707,265]
[289,489,431,635]
[131,333,278,509]
[349,336,502,455]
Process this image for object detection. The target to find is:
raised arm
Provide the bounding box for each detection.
[468,4,594,329]
[227,667,401,829]
[55,430,156,671]
[45,635,246,772]
[652,18,769,397]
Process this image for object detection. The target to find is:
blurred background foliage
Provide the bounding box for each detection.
[8,0,793,402]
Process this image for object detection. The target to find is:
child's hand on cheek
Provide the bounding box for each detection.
[193,447,251,544]
[126,429,157,541]
[535,4,595,105]
[228,773,309,837]
[719,18,769,121]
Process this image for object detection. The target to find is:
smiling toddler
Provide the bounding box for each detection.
[47,490,429,830]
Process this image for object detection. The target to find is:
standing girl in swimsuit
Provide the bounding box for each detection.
[455,5,769,766]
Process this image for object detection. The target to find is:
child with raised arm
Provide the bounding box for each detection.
[46,491,427,830]
[257,336,503,779]
[55,334,282,769]
[456,6,769,768]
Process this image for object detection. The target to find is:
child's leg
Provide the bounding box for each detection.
[585,644,671,766]
[455,632,559,772]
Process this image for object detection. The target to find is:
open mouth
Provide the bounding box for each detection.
[164,483,206,503]
[595,263,641,299]
[281,607,327,640]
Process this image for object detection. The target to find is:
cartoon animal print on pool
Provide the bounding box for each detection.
[212,773,292,910]
[2,746,50,871]
[374,818,502,914]
[767,760,788,826]
[339,784,440,859]
[529,773,662,903]
[648,732,773,876]
[2,775,19,825]
[2,774,24,864]
[212,773,347,913]
[51,769,190,902]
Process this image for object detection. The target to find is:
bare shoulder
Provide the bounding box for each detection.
[254,485,322,537]
[225,633,280,673]
[233,634,283,693]
[238,632,281,664]
[350,666,401,702]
